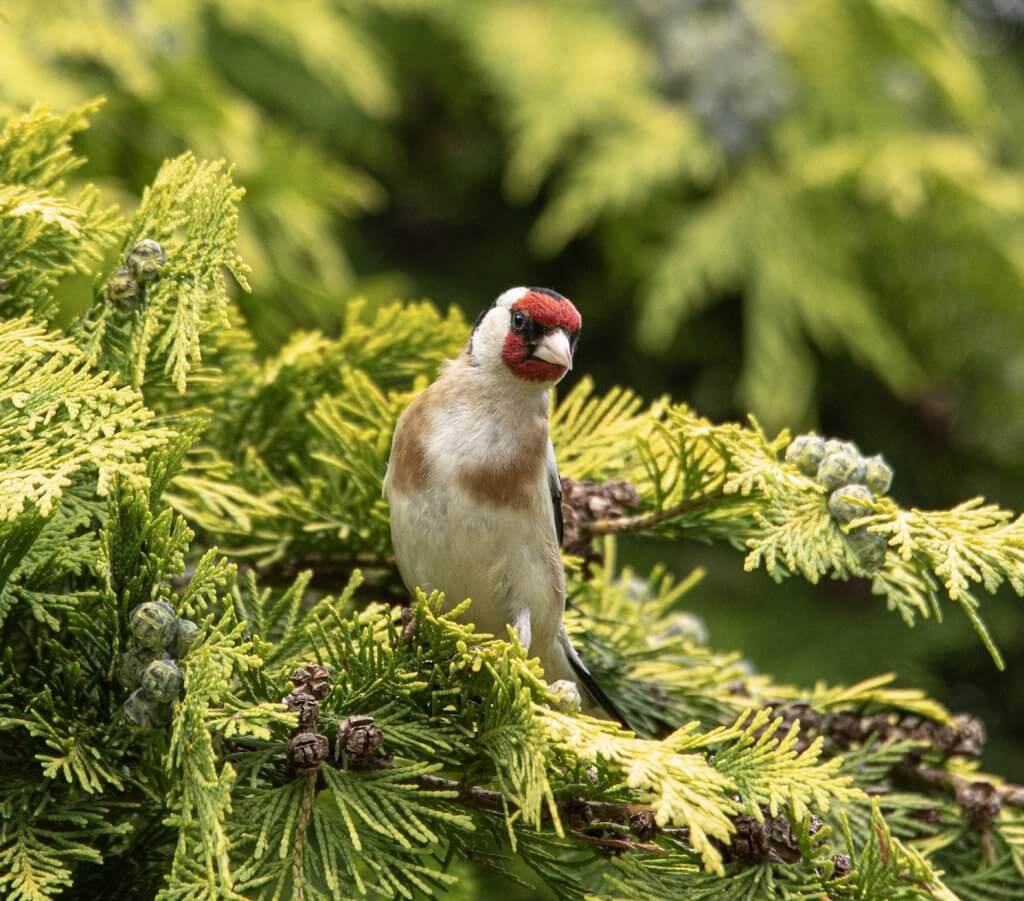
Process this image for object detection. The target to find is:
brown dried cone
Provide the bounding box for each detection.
[287,731,330,772]
[336,714,384,761]
[937,714,986,756]
[830,854,852,879]
[720,811,823,865]
[956,780,1002,831]
[106,267,140,304]
[283,690,320,729]
[763,702,985,759]
[400,606,417,645]
[629,810,658,842]
[834,710,984,758]
[563,799,594,832]
[560,478,639,556]
[290,663,330,700]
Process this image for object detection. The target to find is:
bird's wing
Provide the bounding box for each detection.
[547,440,563,548]
[560,629,632,730]
[549,438,629,727]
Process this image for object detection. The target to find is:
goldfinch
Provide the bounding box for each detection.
[384,287,628,726]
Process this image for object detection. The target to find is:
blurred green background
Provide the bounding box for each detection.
[3,0,1024,785]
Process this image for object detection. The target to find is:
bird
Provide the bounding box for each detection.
[383,286,630,727]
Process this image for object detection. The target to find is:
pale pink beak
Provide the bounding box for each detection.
[533,329,573,370]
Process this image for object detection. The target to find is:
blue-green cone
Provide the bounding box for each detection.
[140,658,184,703]
[828,484,875,524]
[824,439,860,459]
[785,434,827,477]
[658,612,709,645]
[863,454,893,496]
[174,618,199,658]
[548,680,582,714]
[123,688,171,728]
[129,601,178,650]
[126,238,167,283]
[848,527,888,572]
[117,644,158,690]
[817,450,866,491]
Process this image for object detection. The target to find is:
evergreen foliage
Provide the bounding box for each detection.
[3,102,1024,900]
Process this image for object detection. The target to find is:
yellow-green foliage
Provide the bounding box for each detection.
[0,102,120,319]
[0,317,170,521]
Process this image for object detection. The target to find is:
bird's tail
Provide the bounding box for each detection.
[561,632,632,731]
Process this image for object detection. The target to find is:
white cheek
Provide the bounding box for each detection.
[472,309,511,372]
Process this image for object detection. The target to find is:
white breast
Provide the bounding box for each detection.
[385,368,565,659]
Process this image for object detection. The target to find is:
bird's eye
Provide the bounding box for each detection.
[511,310,528,333]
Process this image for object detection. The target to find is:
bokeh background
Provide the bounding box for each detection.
[3,0,1024,785]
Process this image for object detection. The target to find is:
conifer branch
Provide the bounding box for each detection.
[392,773,816,863]
[588,494,721,537]
[291,772,318,901]
[896,763,1024,815]
[414,774,648,824]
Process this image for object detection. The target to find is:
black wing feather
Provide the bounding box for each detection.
[549,444,630,729]
[563,635,632,730]
[548,451,564,547]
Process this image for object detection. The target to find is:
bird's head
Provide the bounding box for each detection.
[469,287,581,385]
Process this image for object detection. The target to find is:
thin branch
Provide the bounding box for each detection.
[895,762,1012,863]
[413,774,647,824]
[759,703,986,759]
[291,771,317,901]
[897,762,1024,812]
[411,774,831,865]
[587,494,722,537]
[569,832,666,855]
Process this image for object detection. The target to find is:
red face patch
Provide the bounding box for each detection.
[500,348,566,382]
[514,290,582,333]
[501,290,581,382]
